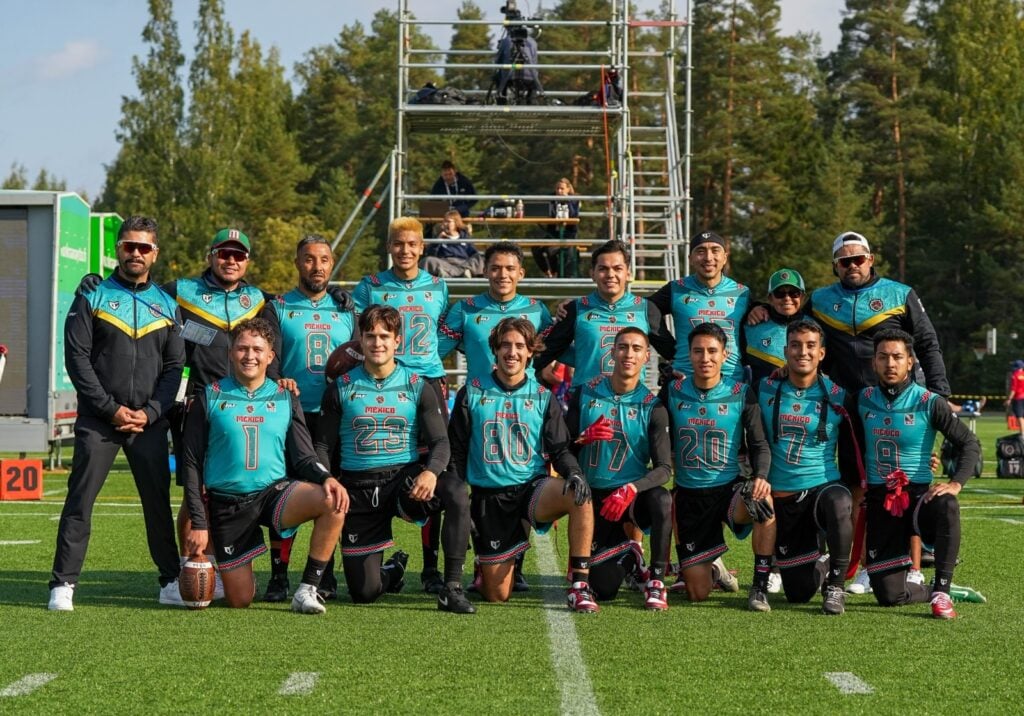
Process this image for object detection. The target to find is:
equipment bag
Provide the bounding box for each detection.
[995,435,1024,477]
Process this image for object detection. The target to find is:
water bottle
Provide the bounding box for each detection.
[515,199,524,219]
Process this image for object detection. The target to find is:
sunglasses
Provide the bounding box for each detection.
[835,254,869,268]
[117,240,157,255]
[212,248,249,262]
[772,288,803,299]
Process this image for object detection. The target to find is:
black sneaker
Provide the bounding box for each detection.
[263,575,290,602]
[822,584,846,615]
[382,550,409,593]
[513,569,529,592]
[317,572,338,601]
[437,583,476,614]
[420,568,444,595]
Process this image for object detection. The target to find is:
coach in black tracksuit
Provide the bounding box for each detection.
[50,217,183,606]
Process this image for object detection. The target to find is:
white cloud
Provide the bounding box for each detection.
[35,40,104,81]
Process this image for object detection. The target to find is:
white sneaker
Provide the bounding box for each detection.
[48,583,75,611]
[907,569,925,585]
[846,568,873,594]
[711,557,739,592]
[291,583,326,615]
[159,580,186,606]
[766,571,783,594]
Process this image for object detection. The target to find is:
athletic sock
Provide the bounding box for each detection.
[443,559,465,586]
[300,556,329,589]
[270,535,294,579]
[570,556,590,584]
[933,569,954,594]
[421,520,440,572]
[753,554,772,591]
[649,562,667,581]
[514,551,526,577]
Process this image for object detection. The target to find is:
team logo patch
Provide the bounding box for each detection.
[708,300,716,308]
[239,294,252,310]
[348,534,358,543]
[383,292,394,301]
[202,293,213,304]
[313,313,321,321]
[587,312,597,321]
[627,408,638,420]
[150,307,161,317]
[246,405,254,413]
[676,402,689,410]
[866,412,876,420]
[685,543,695,552]
[610,408,618,417]
[698,407,707,416]
[884,417,892,426]
[267,402,275,412]
[376,396,385,404]
[609,316,617,324]
[869,298,884,312]
[868,550,877,559]
[490,540,501,550]
[587,399,601,409]
[683,295,697,304]
[224,545,234,555]
[767,398,775,406]
[480,397,494,405]
[425,292,433,302]
[525,399,534,410]
[219,402,231,411]
[288,311,298,319]
[407,295,414,303]
[475,315,487,324]
[505,401,512,409]
[778,546,788,555]
[904,414,915,425]
[398,392,410,403]
[792,403,801,413]
[832,303,841,312]
[108,300,120,311]
[727,298,735,307]
[626,312,636,322]
[761,337,772,347]
[718,404,728,415]
[814,404,821,413]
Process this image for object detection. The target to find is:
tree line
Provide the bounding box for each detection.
[18,0,1024,394]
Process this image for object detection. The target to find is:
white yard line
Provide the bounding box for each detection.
[533,533,601,716]
[824,672,874,695]
[0,500,142,507]
[960,505,1024,510]
[0,673,58,697]
[278,672,319,696]
[0,540,41,545]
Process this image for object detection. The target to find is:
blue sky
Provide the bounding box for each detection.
[0,0,844,200]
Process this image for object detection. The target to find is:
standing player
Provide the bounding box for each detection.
[259,234,356,602]
[565,328,674,609]
[757,319,855,615]
[181,318,347,614]
[1006,360,1024,440]
[50,216,184,610]
[662,323,774,609]
[352,217,451,593]
[744,268,806,384]
[314,306,474,613]
[449,318,597,611]
[849,329,985,617]
[647,232,750,381]
[534,239,673,383]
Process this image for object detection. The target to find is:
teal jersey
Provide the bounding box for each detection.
[352,269,448,378]
[574,376,660,489]
[438,293,552,379]
[173,275,266,330]
[857,383,939,485]
[664,376,749,488]
[650,275,749,380]
[332,364,424,471]
[201,377,292,495]
[743,317,787,381]
[463,373,553,488]
[557,291,650,380]
[758,375,846,491]
[811,278,911,337]
[274,289,355,413]
[86,277,178,339]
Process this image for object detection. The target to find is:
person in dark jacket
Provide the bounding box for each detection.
[430,161,477,217]
[49,216,185,611]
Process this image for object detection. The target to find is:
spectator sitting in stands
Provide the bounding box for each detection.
[431,161,477,218]
[532,177,580,278]
[422,210,485,279]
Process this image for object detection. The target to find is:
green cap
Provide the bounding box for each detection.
[210,228,251,252]
[768,268,805,293]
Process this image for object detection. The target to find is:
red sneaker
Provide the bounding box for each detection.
[567,581,600,613]
[643,579,668,611]
[931,591,956,620]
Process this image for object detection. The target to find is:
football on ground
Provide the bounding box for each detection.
[178,557,216,609]
[326,339,364,381]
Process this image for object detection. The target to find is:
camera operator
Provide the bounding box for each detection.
[493,0,544,105]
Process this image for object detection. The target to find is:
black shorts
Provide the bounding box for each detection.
[1012,398,1024,419]
[773,482,848,570]
[864,483,930,576]
[340,463,439,558]
[470,476,550,564]
[208,480,301,571]
[673,481,749,569]
[590,486,663,566]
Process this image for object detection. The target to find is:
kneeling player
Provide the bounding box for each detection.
[566,327,673,609]
[182,318,347,614]
[315,305,474,613]
[850,329,985,618]
[757,319,855,615]
[449,317,597,611]
[664,323,774,608]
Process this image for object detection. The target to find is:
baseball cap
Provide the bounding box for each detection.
[768,268,805,294]
[690,231,726,251]
[210,228,251,253]
[832,231,870,256]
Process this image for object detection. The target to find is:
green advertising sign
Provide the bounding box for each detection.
[90,213,121,276]
[54,194,92,393]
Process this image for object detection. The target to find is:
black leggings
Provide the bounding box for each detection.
[781,483,852,603]
[589,487,672,601]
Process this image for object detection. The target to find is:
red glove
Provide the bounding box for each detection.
[600,483,637,522]
[578,415,614,445]
[883,469,910,516]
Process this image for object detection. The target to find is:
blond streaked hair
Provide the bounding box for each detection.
[387,217,424,244]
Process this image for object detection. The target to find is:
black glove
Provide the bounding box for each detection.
[738,479,774,523]
[562,472,591,506]
[76,273,103,296]
[328,285,353,310]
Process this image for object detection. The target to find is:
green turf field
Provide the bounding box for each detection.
[1,415,1022,713]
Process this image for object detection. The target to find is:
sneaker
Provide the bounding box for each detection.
[317,572,338,601]
[567,581,599,613]
[291,583,326,615]
[668,569,687,593]
[466,560,483,593]
[949,583,987,604]
[766,571,783,594]
[263,575,290,603]
[846,568,873,594]
[437,583,476,614]
[643,579,668,611]
[213,571,225,600]
[822,585,846,615]
[382,550,409,593]
[48,583,74,611]
[711,557,739,592]
[421,568,444,595]
[623,543,650,592]
[159,580,185,607]
[513,569,530,592]
[747,586,771,612]
[930,591,956,619]
[907,569,925,586]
